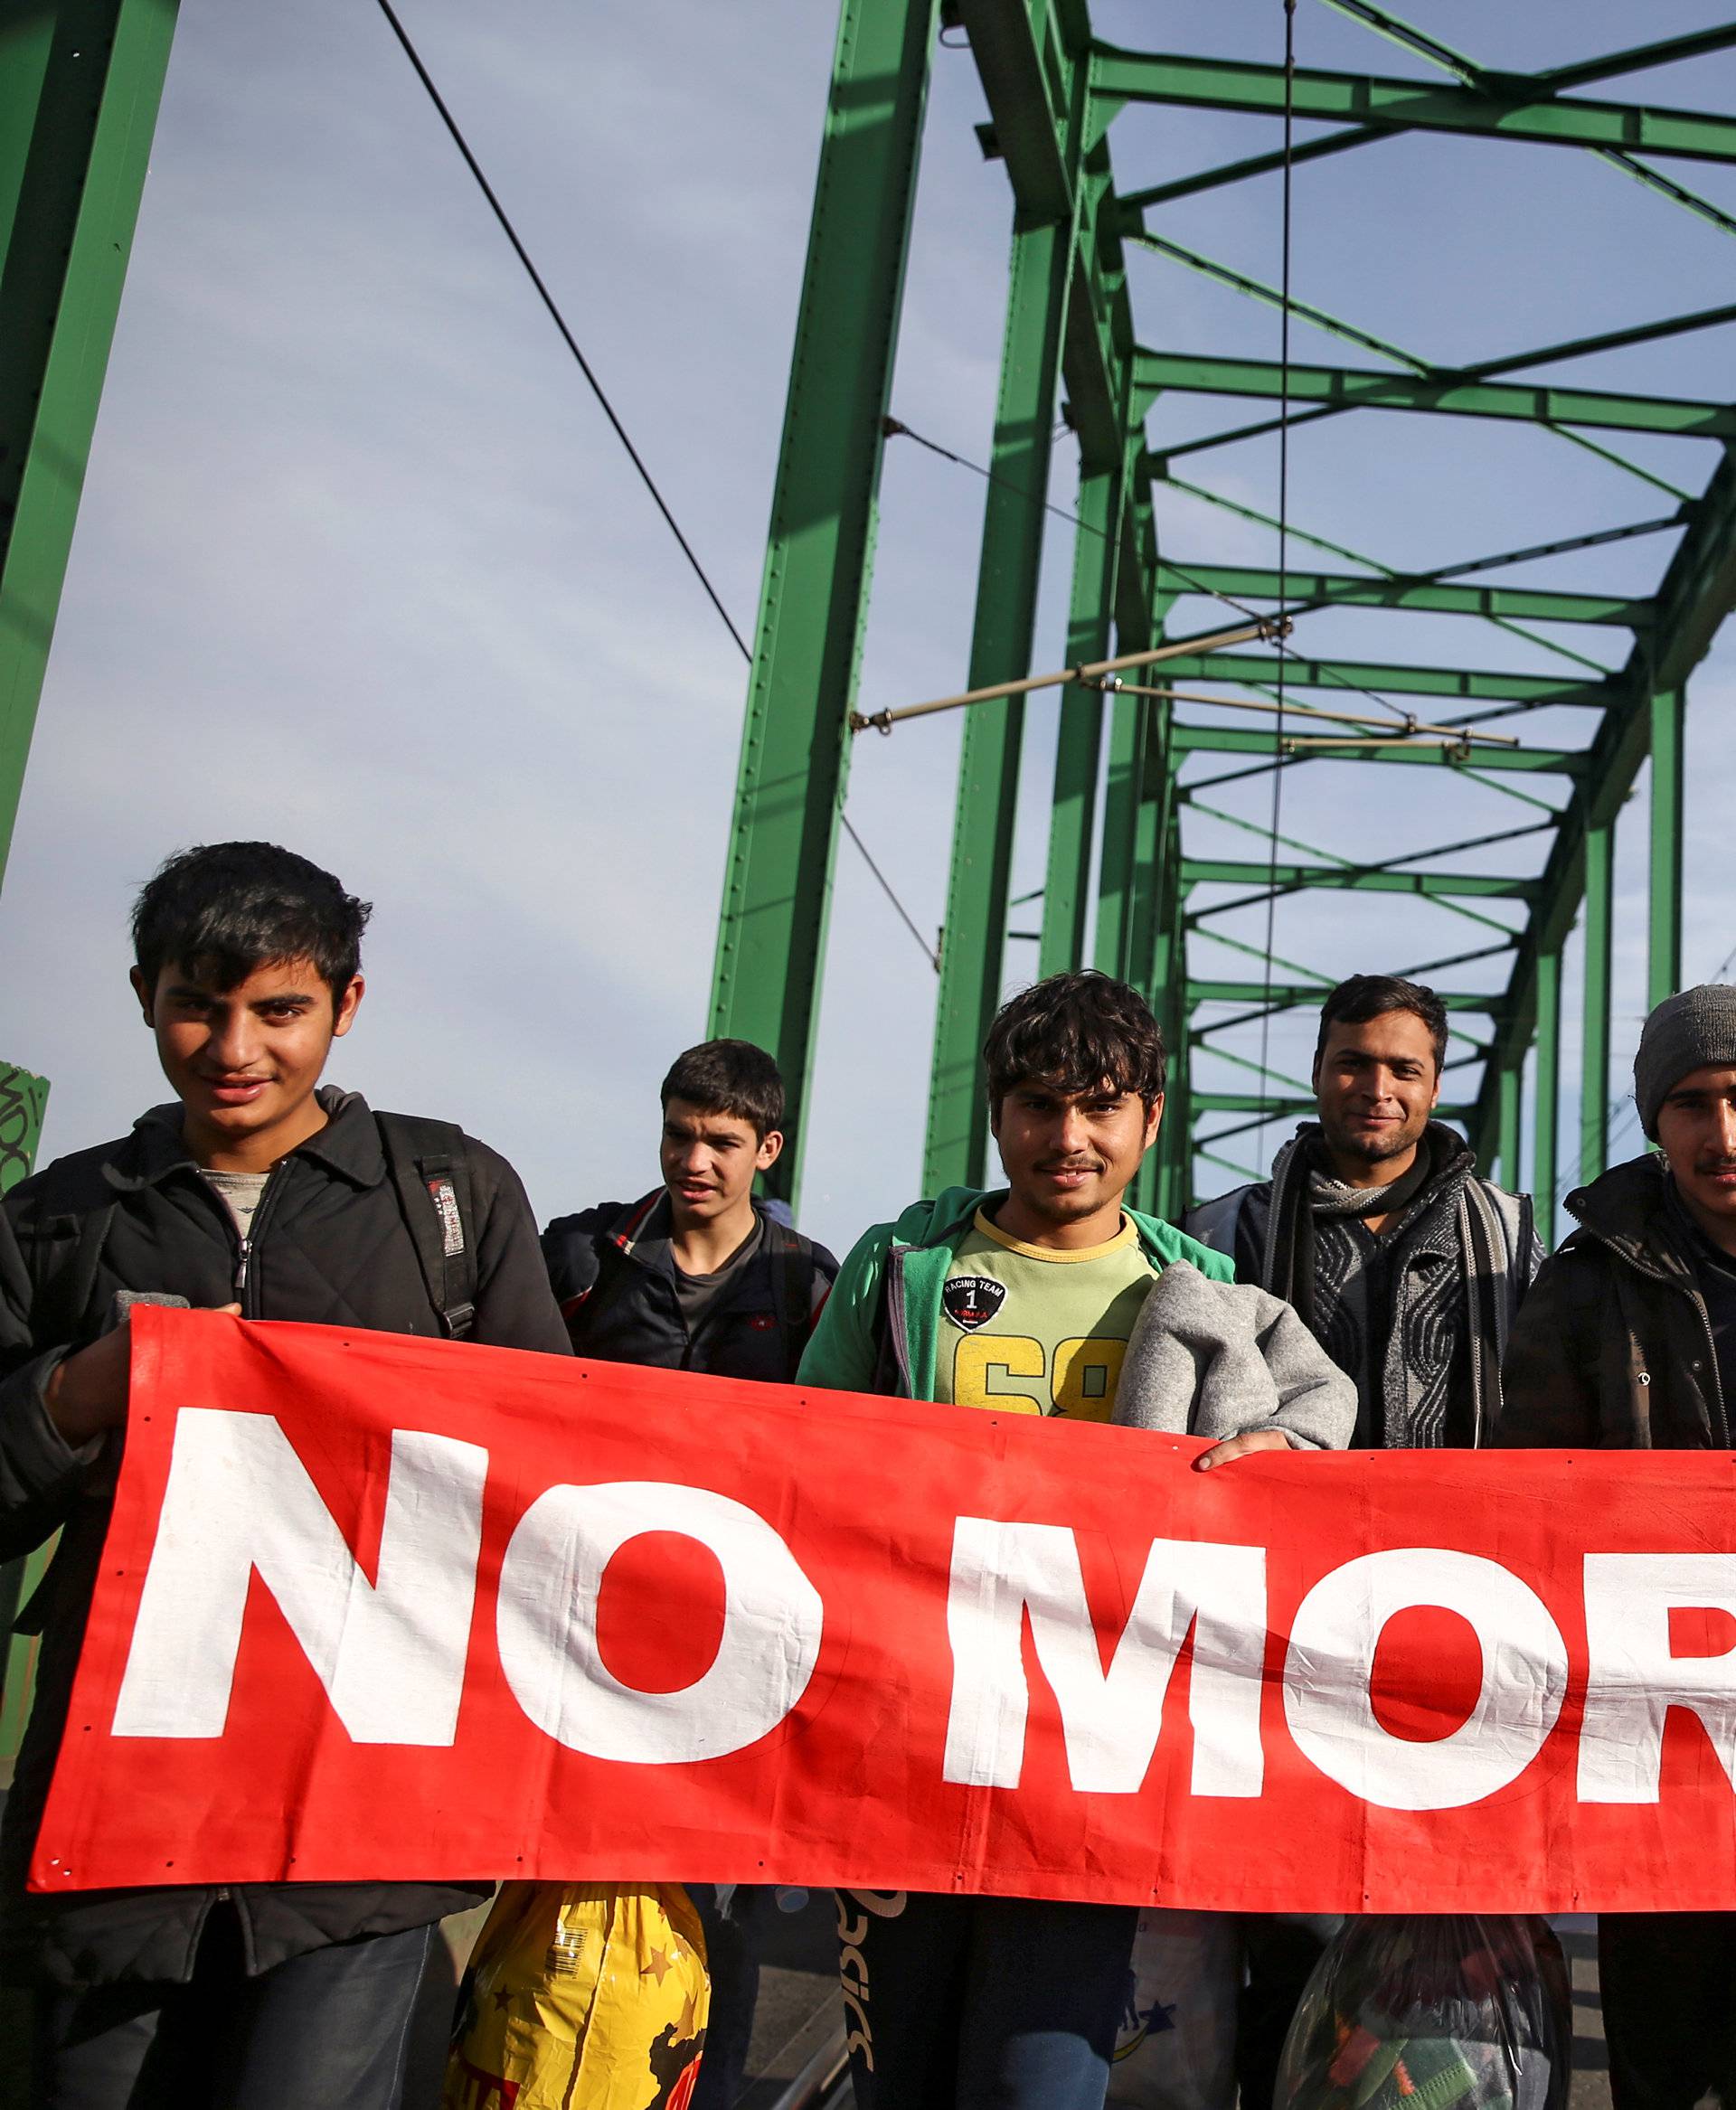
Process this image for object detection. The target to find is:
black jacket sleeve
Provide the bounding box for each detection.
[466,1145,572,1356]
[1494,1247,1600,1446]
[540,1207,616,1321]
[0,1193,105,1556]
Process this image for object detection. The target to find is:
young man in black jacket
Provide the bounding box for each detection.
[0,841,569,2107]
[542,1039,836,1385]
[1499,983,1736,2110]
[542,1038,837,2109]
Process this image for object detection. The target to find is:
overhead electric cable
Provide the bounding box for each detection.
[373,0,939,972]
[1257,0,1300,1122]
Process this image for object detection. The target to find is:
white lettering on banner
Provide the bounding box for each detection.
[1580,1553,1736,1802]
[942,1520,1268,1794]
[495,1481,825,1763]
[1284,1549,1569,1811]
[113,1409,487,1743]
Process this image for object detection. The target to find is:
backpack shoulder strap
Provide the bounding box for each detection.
[768,1220,820,1382]
[375,1114,478,1340]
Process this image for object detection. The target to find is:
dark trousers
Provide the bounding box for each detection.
[33,1907,437,2109]
[837,1889,1137,2110]
[688,1883,770,2110]
[1599,1911,1736,2110]
[1236,1912,1337,2110]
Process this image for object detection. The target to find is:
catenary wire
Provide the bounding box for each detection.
[1256,0,1300,1122]
[883,419,1425,732]
[373,0,939,972]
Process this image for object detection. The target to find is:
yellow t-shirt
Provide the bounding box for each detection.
[934,1208,1156,1421]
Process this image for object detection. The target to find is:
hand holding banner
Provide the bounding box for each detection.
[32,1305,1736,1911]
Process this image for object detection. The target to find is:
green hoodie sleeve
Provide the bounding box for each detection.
[797,1221,894,1394]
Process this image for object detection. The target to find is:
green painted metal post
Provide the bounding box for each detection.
[923,206,1075,1190]
[1495,1060,1522,1191]
[0,0,180,891]
[709,0,939,1206]
[1648,685,1684,1006]
[0,1063,48,1195]
[1038,464,1118,976]
[1533,947,1561,1243]
[1580,817,1615,1183]
[1093,585,1172,980]
[1093,693,1146,977]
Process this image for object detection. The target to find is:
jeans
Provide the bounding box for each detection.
[837,1889,1137,2110]
[1599,1911,1736,2110]
[687,1883,771,2110]
[34,1906,437,2110]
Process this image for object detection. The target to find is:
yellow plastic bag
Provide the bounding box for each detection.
[444,1881,709,2110]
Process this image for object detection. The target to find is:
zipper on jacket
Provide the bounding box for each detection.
[885,1249,914,1397]
[1688,1287,1730,1447]
[1582,1225,1730,1447]
[222,1165,290,1319]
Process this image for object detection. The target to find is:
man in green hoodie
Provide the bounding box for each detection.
[799,969,1281,2110]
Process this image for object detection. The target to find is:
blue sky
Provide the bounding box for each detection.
[3,0,1732,1257]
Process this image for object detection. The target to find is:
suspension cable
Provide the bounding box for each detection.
[1257,0,1300,1124]
[373,0,939,972]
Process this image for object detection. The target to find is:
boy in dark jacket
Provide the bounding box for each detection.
[542,1039,837,2109]
[1499,983,1736,2110]
[542,1039,836,1386]
[0,841,569,2107]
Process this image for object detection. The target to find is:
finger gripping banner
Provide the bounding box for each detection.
[32,1307,1736,1910]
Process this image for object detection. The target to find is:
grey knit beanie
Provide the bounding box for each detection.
[1634,984,1736,1138]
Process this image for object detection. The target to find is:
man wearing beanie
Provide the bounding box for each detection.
[1498,982,1736,2110]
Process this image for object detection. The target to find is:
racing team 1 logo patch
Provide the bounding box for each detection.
[943,1276,1006,1332]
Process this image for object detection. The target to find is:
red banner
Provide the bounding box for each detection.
[33,1305,1736,1911]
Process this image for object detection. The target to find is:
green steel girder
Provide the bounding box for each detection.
[708,0,939,1207]
[0,0,180,890]
[1534,25,1736,93]
[1151,649,1614,708]
[924,0,1097,1192]
[1156,563,1649,629]
[925,203,1080,1188]
[1172,726,1584,773]
[1133,349,1736,442]
[1467,442,1736,1156]
[1038,459,1118,976]
[1181,858,1540,902]
[1089,45,1736,165]
[1194,1088,1475,1118]
[704,0,1732,1217]
[1190,979,1503,1013]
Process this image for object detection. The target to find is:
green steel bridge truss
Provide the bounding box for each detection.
[707,0,1736,1232]
[4,2,1736,1239]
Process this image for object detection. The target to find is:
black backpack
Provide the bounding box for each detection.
[374,1113,480,1340]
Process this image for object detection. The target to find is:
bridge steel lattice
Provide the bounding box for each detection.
[709,0,1736,1231]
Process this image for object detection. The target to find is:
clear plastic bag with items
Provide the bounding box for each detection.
[1278,1915,1571,2110]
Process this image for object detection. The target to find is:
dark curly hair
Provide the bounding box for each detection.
[1314,974,1448,1073]
[660,1040,785,1141]
[132,842,371,1003]
[984,971,1167,1116]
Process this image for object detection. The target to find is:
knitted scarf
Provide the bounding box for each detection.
[1259,1122,1516,1447]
